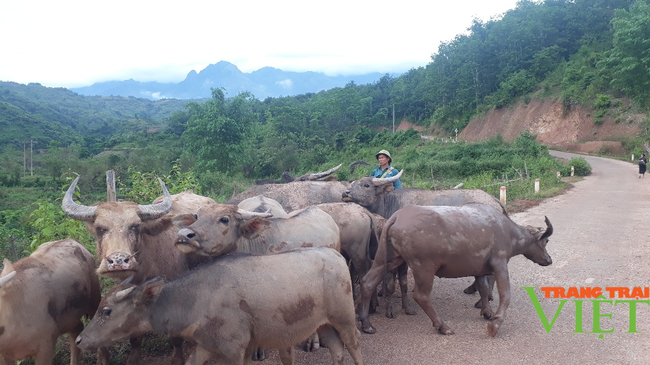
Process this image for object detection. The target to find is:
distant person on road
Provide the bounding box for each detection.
[371,149,402,189]
[640,154,647,178]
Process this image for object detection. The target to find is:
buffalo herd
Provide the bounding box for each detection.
[0,166,554,365]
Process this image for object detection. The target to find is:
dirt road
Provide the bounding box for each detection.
[257,150,650,364]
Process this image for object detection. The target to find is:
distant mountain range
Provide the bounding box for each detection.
[70,61,392,100]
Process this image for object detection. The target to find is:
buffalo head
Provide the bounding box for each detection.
[61,176,173,280]
[173,203,273,257]
[341,170,403,207]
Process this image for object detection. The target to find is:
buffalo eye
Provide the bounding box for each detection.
[101,308,112,317]
[363,183,370,188]
[219,217,229,224]
[129,224,141,233]
[96,227,107,238]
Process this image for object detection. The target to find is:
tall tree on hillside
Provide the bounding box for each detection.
[602,0,650,107]
[182,89,256,173]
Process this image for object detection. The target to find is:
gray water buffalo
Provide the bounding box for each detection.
[174,203,340,257]
[342,170,506,218]
[0,239,106,365]
[62,177,216,365]
[225,180,350,212]
[359,204,553,337]
[76,247,364,365]
[342,170,506,297]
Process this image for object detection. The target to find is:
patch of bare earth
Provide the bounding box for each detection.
[460,98,643,154]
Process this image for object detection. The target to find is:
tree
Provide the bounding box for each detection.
[182,89,256,174]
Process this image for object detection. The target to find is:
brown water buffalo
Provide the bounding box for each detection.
[76,247,364,365]
[0,239,106,365]
[359,204,553,337]
[174,203,340,257]
[62,177,216,365]
[342,170,506,297]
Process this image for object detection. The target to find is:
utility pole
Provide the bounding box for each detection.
[392,104,395,133]
[30,140,33,176]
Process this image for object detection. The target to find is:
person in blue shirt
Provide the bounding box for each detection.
[370,149,402,189]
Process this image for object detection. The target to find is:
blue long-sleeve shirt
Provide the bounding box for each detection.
[370,165,402,189]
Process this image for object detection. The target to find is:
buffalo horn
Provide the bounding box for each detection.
[237,208,273,220]
[302,163,343,181]
[62,176,97,222]
[137,178,173,221]
[115,286,137,301]
[0,270,16,287]
[372,169,404,186]
[540,216,554,240]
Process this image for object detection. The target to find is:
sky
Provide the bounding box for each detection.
[0,0,521,89]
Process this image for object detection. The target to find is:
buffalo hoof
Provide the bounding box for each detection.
[404,304,417,316]
[251,348,266,361]
[487,321,501,337]
[464,284,477,294]
[474,299,482,308]
[385,304,396,319]
[438,323,454,335]
[480,308,493,320]
[362,324,377,334]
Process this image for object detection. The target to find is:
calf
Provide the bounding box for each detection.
[359,204,553,337]
[0,239,106,365]
[174,203,340,256]
[76,247,364,365]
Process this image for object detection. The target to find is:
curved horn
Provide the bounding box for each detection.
[0,270,16,287]
[301,163,343,181]
[62,176,97,222]
[236,208,273,220]
[138,178,173,221]
[372,170,403,186]
[115,286,137,301]
[540,216,554,240]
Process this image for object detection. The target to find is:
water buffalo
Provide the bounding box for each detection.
[254,163,343,185]
[174,203,340,257]
[0,239,106,365]
[76,247,364,365]
[62,177,216,365]
[225,180,350,212]
[359,204,553,337]
[237,195,288,217]
[342,170,506,297]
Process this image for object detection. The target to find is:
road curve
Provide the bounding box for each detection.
[259,150,650,365]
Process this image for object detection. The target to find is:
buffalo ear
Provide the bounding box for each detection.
[139,278,165,306]
[239,218,271,240]
[172,214,197,228]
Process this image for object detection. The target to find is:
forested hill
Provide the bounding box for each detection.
[0,81,190,151]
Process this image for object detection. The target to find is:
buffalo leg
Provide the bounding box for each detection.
[383,269,397,318]
[465,275,496,302]
[169,336,184,365]
[126,336,143,365]
[473,275,494,319]
[301,333,320,352]
[317,325,346,365]
[67,321,84,365]
[410,265,453,335]
[397,263,416,315]
[359,262,389,334]
[487,263,511,337]
[323,323,364,365]
[34,339,55,365]
[186,346,214,365]
[277,348,294,365]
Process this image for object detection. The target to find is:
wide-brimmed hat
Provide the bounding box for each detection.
[375,149,392,162]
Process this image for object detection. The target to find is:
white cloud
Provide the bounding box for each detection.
[0,0,519,88]
[276,79,293,89]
